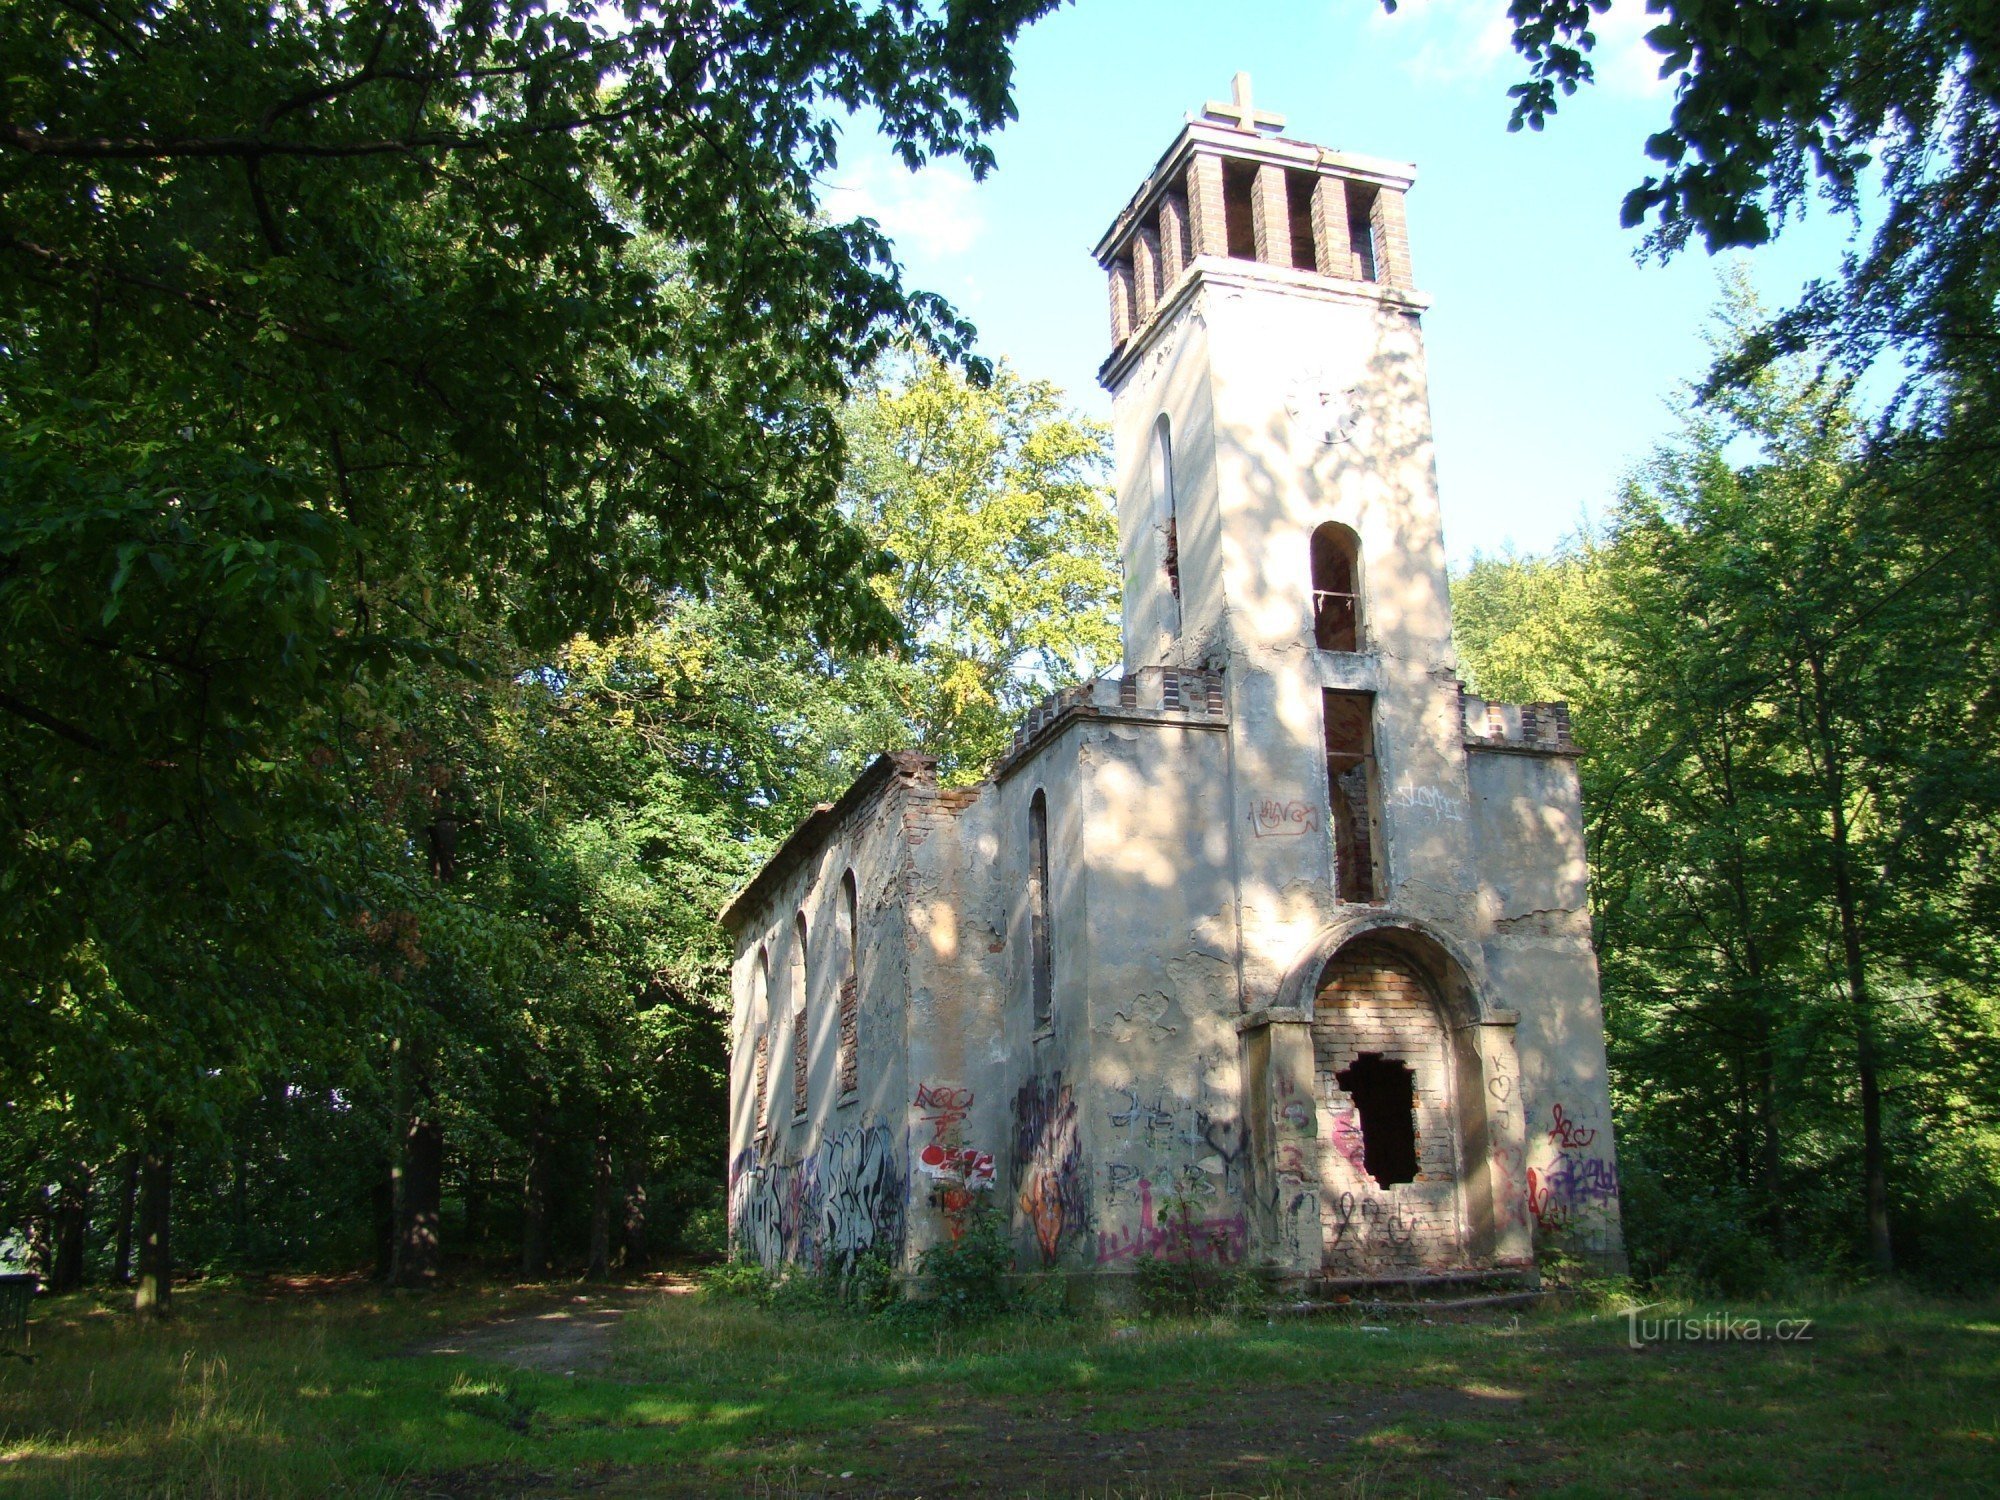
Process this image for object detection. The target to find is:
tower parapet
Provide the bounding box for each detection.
[1094,73,1420,385]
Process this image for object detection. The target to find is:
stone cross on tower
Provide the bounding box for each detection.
[1199,72,1286,134]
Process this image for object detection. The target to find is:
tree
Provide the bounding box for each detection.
[1,0,1062,1311]
[1455,286,2000,1282]
[1476,1,2000,522]
[842,356,1122,782]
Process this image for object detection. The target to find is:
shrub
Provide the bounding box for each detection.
[699,1259,776,1303]
[1129,1188,1262,1316]
[914,1202,1013,1321]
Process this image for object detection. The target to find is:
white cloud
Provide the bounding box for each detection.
[820,157,985,262]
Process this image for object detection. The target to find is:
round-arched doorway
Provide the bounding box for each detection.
[1313,935,1465,1272]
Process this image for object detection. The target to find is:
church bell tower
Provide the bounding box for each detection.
[1093,74,1467,1004]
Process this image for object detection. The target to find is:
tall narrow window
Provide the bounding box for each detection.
[1151,415,1181,619]
[1310,522,1363,651]
[791,913,809,1118]
[1029,791,1053,1031]
[1324,691,1382,903]
[752,947,771,1137]
[837,871,859,1099]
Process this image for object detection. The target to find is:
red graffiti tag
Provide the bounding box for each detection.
[1547,1104,1596,1151]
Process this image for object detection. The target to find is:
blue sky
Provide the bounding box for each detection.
[821,0,1870,564]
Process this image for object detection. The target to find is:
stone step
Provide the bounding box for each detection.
[1305,1265,1539,1300]
[1274,1289,1549,1318]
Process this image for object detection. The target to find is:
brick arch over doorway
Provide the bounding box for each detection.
[1314,938,1464,1273]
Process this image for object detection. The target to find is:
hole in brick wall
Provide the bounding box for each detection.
[1336,1052,1418,1188]
[1345,182,1379,282]
[1223,160,1258,260]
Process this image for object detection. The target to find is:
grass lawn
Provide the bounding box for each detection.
[1,1275,1996,1496]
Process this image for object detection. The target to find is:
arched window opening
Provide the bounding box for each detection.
[837,871,859,1099]
[1310,522,1362,651]
[1335,1052,1418,1187]
[791,913,809,1118]
[1029,791,1053,1031]
[752,947,771,1135]
[1150,416,1181,616]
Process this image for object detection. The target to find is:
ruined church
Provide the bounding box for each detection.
[723,78,1625,1288]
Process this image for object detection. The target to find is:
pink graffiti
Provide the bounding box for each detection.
[1330,1105,1368,1177]
[1547,1104,1597,1151]
[1492,1145,1527,1232]
[1095,1178,1248,1266]
[1250,799,1318,838]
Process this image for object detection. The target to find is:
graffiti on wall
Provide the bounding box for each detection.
[1014,1074,1084,1266]
[729,1121,905,1273]
[1105,1077,1250,1201]
[1095,1175,1249,1266]
[913,1082,994,1238]
[1250,799,1318,838]
[1108,1087,1177,1144]
[1328,1103,1368,1178]
[1387,780,1466,825]
[1529,1102,1618,1237]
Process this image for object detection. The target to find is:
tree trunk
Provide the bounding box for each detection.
[372,1158,396,1280]
[463,1162,486,1252]
[520,1112,550,1279]
[49,1168,90,1293]
[1716,726,1785,1245]
[587,1128,614,1281]
[1807,651,1893,1273]
[230,1127,250,1267]
[134,1129,173,1319]
[620,1150,648,1270]
[391,1108,445,1288]
[112,1151,139,1286]
[1755,1024,1786,1247]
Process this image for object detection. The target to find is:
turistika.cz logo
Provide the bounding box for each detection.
[1624,1305,1815,1349]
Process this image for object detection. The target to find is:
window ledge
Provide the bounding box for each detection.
[836,1090,858,1109]
[1031,1026,1055,1045]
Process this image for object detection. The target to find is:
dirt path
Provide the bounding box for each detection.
[416,1278,693,1377]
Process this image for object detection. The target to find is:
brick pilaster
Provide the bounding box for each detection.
[1158,192,1189,287]
[1186,153,1227,258]
[1250,162,1292,267]
[1311,175,1356,279]
[1370,186,1415,289]
[1132,226,1160,323]
[1107,259,1134,345]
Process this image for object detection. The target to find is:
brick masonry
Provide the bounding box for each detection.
[1313,945,1461,1271]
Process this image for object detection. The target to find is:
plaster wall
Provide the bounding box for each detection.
[1466,746,1625,1261]
[725,773,917,1274]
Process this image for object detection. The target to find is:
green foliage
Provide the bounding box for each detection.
[913,1203,1015,1321]
[1128,1188,1263,1316]
[842,355,1122,783]
[1455,279,2000,1287]
[0,0,1076,1300]
[698,1259,775,1303]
